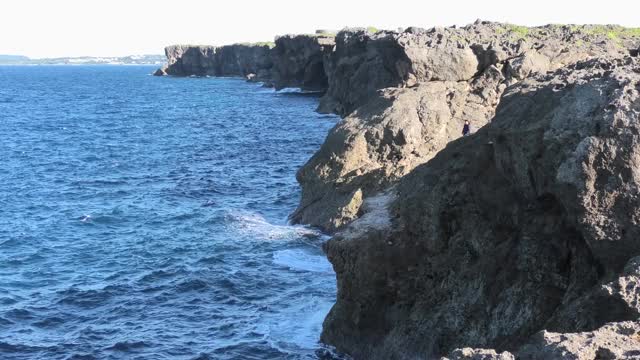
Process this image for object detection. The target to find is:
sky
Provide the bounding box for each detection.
[1,0,639,58]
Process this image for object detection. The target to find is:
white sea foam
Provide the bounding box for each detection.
[276,87,324,94]
[273,249,333,273]
[258,294,334,352]
[227,211,323,241]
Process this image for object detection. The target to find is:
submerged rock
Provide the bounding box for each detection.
[321,57,640,359]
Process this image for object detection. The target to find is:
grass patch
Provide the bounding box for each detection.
[507,24,530,38]
[576,25,640,39]
[495,24,530,39]
[234,41,276,48]
[253,41,276,48]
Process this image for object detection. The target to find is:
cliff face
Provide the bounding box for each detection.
[321,57,640,359]
[293,22,638,233]
[157,45,218,76]
[155,34,336,91]
[291,66,505,232]
[270,34,335,91]
[155,44,273,80]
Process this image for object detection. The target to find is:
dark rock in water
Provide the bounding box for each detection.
[152,67,166,76]
[270,34,335,91]
[321,57,640,359]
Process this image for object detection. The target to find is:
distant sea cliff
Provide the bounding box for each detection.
[157,22,640,360]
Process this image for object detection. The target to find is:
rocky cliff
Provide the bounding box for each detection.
[318,22,637,117]
[270,34,335,91]
[322,56,640,359]
[293,22,639,233]
[155,23,640,359]
[155,34,336,91]
[154,44,273,79]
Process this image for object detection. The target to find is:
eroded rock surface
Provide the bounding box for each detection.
[442,348,515,360]
[295,22,640,233]
[157,44,273,79]
[319,22,637,117]
[518,321,640,359]
[292,65,505,232]
[321,57,640,359]
[155,34,338,90]
[270,34,335,91]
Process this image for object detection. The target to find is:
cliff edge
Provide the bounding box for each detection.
[293,22,638,233]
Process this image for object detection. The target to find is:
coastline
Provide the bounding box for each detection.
[156,22,640,359]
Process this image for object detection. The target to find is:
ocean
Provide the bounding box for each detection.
[0,66,339,359]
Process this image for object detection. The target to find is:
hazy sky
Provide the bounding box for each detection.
[2,0,639,58]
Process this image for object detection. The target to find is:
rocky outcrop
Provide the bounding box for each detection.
[293,22,639,233]
[155,34,337,90]
[318,22,637,117]
[445,320,640,360]
[270,34,335,91]
[291,65,505,232]
[442,348,515,360]
[320,57,640,359]
[156,45,217,76]
[517,321,640,359]
[155,44,273,80]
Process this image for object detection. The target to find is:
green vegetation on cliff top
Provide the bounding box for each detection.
[235,41,276,48]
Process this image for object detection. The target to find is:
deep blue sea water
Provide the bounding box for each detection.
[0,66,339,359]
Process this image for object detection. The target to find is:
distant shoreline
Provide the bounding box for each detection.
[0,54,165,66]
[0,63,161,66]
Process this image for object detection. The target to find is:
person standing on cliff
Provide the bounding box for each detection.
[462,120,471,136]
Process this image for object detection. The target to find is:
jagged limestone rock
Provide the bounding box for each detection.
[442,348,515,360]
[292,67,504,232]
[293,64,505,232]
[321,57,640,359]
[517,321,640,360]
[318,22,636,117]
[298,22,639,233]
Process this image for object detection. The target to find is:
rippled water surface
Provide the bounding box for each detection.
[0,66,339,359]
